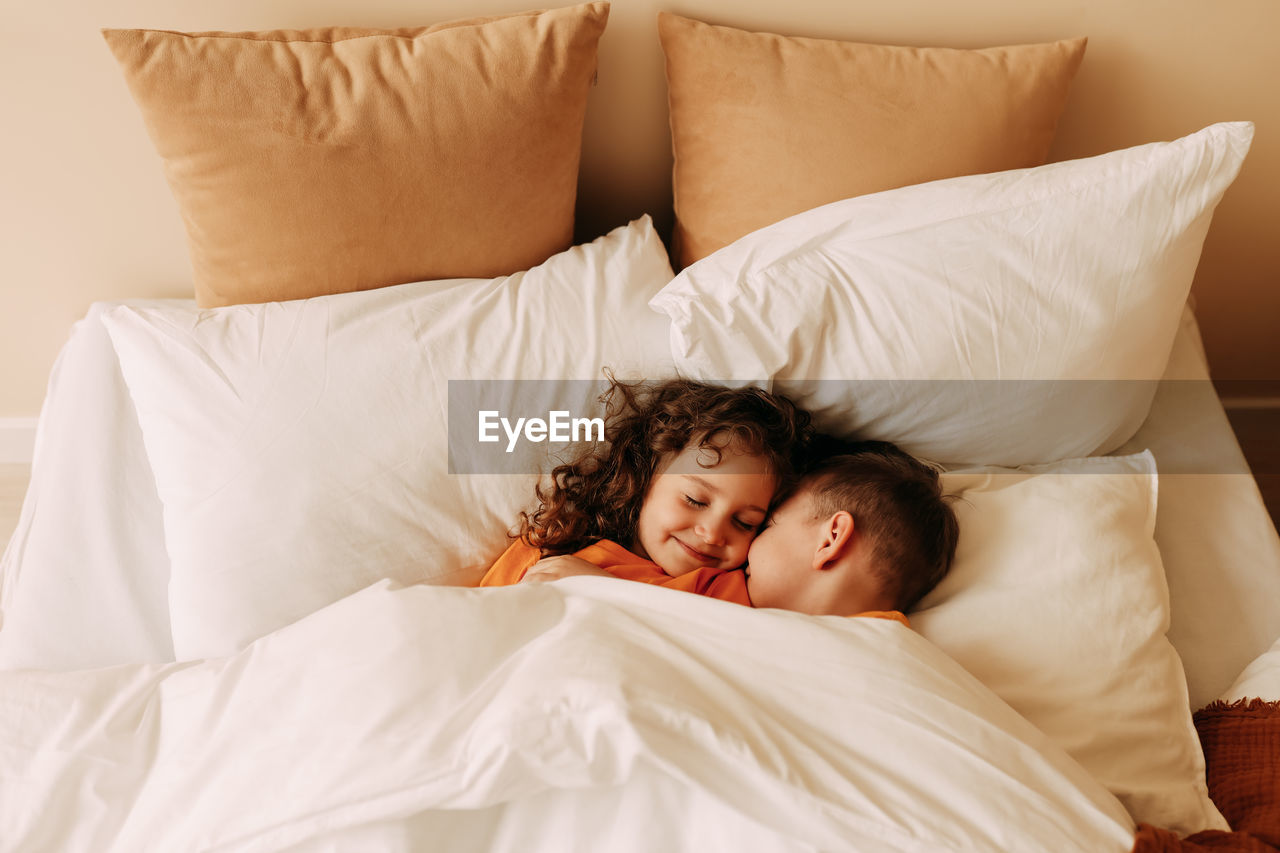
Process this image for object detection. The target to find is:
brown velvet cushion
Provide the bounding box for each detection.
[658,12,1086,268]
[104,4,609,307]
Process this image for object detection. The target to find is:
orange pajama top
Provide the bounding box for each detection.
[478,538,909,625]
[479,539,752,604]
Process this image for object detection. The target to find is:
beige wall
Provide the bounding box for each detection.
[3,0,1277,417]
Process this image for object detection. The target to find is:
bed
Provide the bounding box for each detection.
[1,4,1278,851]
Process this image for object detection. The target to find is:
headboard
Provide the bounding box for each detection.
[2,0,1276,418]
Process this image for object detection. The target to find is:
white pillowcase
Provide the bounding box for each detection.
[1219,634,1280,703]
[649,122,1253,467]
[914,451,1225,835]
[0,303,173,670]
[102,217,677,659]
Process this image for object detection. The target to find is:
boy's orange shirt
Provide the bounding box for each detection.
[478,539,909,625]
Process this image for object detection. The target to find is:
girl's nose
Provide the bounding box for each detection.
[696,518,727,546]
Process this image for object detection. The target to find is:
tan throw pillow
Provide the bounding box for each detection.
[658,13,1086,268]
[103,4,609,307]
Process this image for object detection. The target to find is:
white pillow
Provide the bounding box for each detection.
[0,303,173,670]
[102,217,677,659]
[1219,634,1280,703]
[649,122,1253,467]
[914,451,1226,835]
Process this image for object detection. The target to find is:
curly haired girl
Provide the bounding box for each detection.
[478,377,813,599]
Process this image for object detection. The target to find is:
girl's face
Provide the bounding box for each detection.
[632,440,778,576]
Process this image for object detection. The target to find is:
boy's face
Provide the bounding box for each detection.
[632,440,776,577]
[743,488,822,611]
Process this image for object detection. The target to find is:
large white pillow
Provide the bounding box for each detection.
[649,122,1253,467]
[0,303,173,670]
[102,217,677,659]
[915,451,1225,835]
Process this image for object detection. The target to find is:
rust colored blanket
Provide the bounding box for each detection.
[1133,699,1280,852]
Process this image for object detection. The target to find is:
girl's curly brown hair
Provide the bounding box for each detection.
[519,377,814,555]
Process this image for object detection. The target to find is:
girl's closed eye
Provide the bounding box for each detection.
[683,495,708,508]
[734,517,761,532]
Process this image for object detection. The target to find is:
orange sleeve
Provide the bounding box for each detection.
[479,539,670,587]
[573,541,670,583]
[660,567,752,607]
[700,569,752,606]
[477,540,542,587]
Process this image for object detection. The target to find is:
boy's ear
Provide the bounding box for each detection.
[814,511,856,571]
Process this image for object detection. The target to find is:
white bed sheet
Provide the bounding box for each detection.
[0,577,1138,853]
[1,300,1278,712]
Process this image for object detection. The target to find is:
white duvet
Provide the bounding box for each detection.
[1,577,1137,853]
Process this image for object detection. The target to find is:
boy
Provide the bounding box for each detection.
[742,441,959,619]
[520,440,959,622]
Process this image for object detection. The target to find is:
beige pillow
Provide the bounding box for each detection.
[658,13,1086,268]
[103,4,609,307]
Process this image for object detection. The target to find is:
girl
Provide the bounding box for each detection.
[478,377,813,599]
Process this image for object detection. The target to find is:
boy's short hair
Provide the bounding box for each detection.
[801,440,959,613]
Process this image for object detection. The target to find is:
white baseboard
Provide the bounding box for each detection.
[0,418,38,464]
